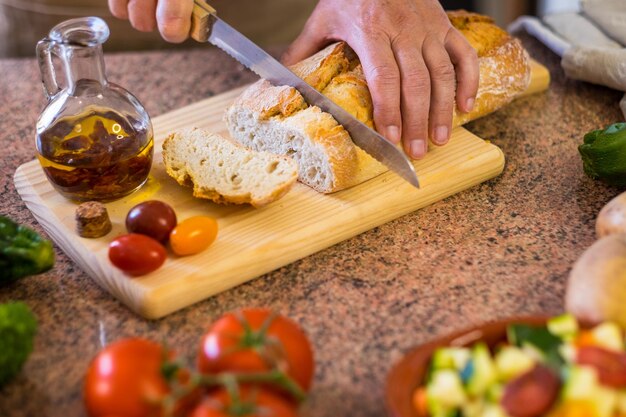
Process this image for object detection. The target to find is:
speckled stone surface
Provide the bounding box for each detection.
[0,34,624,417]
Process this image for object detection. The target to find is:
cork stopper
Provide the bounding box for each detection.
[75,201,112,238]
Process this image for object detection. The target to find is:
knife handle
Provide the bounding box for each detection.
[190,0,217,42]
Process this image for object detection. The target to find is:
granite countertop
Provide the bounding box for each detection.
[0,34,624,417]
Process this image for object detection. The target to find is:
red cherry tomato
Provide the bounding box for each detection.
[170,216,218,256]
[83,338,170,417]
[577,346,626,388]
[126,200,177,243]
[197,309,314,393]
[109,233,167,276]
[189,387,298,417]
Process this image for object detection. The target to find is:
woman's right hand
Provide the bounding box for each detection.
[108,0,194,43]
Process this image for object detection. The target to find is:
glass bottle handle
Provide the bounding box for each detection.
[36,39,61,100]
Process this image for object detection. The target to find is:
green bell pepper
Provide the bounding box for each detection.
[0,301,37,385]
[579,123,626,187]
[0,216,55,284]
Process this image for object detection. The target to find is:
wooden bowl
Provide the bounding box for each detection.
[384,316,550,417]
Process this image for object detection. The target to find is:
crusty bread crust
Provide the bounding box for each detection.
[448,11,531,127]
[226,10,531,193]
[226,80,360,192]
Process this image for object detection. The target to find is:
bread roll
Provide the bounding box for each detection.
[225,10,531,193]
[163,128,298,207]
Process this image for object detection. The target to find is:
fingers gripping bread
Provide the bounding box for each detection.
[163,128,298,207]
[225,10,531,193]
[447,11,532,126]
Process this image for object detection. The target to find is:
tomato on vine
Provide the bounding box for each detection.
[83,338,196,417]
[197,308,315,393]
[190,387,298,417]
[83,310,315,417]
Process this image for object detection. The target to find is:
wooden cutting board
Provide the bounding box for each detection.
[14,61,550,319]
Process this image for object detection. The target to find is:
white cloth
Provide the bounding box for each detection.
[509,1,626,120]
[544,12,622,49]
[582,0,626,46]
[508,16,571,57]
[562,47,626,92]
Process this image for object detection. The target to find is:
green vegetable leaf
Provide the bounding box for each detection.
[507,323,564,370]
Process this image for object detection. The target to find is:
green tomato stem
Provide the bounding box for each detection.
[160,369,307,417]
[199,370,307,402]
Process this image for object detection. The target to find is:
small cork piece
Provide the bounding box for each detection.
[75,201,112,238]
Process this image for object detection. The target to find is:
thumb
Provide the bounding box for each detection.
[156,0,193,43]
[281,22,329,65]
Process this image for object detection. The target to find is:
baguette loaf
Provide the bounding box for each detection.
[162,128,298,207]
[225,10,531,193]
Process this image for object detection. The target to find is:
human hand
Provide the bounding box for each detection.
[282,0,479,159]
[108,0,194,43]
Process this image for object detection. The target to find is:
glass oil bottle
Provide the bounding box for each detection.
[36,17,153,201]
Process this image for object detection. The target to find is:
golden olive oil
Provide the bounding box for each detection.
[36,107,153,201]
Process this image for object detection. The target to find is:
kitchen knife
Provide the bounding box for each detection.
[189,0,420,189]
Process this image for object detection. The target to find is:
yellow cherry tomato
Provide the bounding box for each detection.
[169,216,218,256]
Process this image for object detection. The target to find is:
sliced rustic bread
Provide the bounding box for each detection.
[162,128,298,207]
[225,10,531,193]
[226,80,363,192]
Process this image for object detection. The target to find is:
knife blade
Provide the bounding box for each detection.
[190,0,420,189]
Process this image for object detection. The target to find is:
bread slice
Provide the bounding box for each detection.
[162,128,298,207]
[225,10,531,193]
